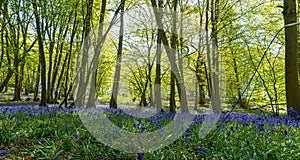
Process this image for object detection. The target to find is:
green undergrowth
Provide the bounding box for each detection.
[0,107,299,159]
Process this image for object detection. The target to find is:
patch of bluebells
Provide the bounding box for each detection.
[211,112,300,133]
[0,105,300,158]
[2,106,299,133]
[0,105,79,120]
[0,150,7,155]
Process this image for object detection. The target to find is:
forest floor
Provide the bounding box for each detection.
[0,103,299,159]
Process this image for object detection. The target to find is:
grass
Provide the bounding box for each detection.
[0,105,299,159]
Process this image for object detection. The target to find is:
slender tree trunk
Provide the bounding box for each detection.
[0,32,12,93]
[13,62,21,101]
[169,0,181,113]
[53,21,72,103]
[148,62,154,107]
[205,0,212,106]
[232,57,243,107]
[0,21,4,70]
[154,0,163,111]
[196,6,205,107]
[50,42,60,102]
[19,61,25,96]
[47,39,54,102]
[54,52,69,103]
[64,2,78,107]
[34,64,40,101]
[204,62,211,98]
[46,27,56,103]
[170,73,176,112]
[109,0,125,109]
[33,0,47,106]
[13,15,21,101]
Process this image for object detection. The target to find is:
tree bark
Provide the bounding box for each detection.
[283,0,300,115]
[75,0,94,108]
[209,0,222,113]
[64,1,79,107]
[34,64,40,101]
[151,0,189,113]
[33,0,47,106]
[86,0,107,108]
[109,0,125,109]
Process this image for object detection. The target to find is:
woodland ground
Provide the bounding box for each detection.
[0,99,299,159]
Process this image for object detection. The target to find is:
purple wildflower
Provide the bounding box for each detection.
[141,125,146,133]
[0,150,7,155]
[73,133,78,139]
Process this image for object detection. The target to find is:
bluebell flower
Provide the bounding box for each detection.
[73,133,78,139]
[141,125,146,133]
[149,119,154,126]
[0,150,7,155]
[287,107,294,114]
[185,133,190,138]
[227,132,231,137]
[137,152,144,160]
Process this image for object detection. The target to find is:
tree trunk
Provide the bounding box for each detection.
[170,72,176,112]
[86,0,107,108]
[208,0,222,113]
[151,0,189,113]
[46,31,55,103]
[196,7,205,107]
[75,0,94,108]
[34,64,40,101]
[169,0,179,113]
[154,0,163,111]
[232,57,244,107]
[53,19,73,103]
[284,0,300,115]
[33,0,47,106]
[12,14,21,101]
[109,0,125,109]
[64,2,78,107]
